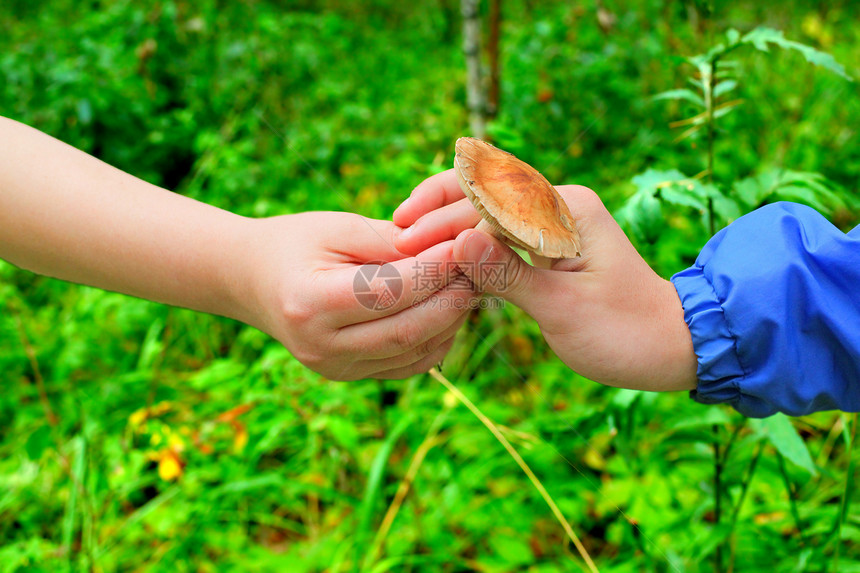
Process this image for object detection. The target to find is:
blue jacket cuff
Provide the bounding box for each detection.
[672,266,777,418]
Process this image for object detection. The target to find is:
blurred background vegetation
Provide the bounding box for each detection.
[1,0,858,571]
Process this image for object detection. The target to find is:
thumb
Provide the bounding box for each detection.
[453,229,546,313]
[335,215,404,262]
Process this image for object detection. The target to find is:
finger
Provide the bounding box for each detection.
[393,169,464,228]
[324,240,473,327]
[453,229,555,317]
[377,315,465,369]
[327,322,461,381]
[332,276,477,359]
[394,197,481,256]
[371,335,458,380]
[552,184,629,273]
[553,184,603,220]
[334,315,465,380]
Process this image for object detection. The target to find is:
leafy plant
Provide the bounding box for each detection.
[619,26,855,242]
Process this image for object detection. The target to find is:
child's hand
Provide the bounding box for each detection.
[393,169,697,391]
[244,211,477,380]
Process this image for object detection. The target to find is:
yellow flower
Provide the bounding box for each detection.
[157,450,183,481]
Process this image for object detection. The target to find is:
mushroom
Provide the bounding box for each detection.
[453,137,582,260]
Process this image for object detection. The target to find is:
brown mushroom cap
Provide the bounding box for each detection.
[454,137,582,258]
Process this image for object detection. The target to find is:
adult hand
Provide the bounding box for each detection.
[243,211,478,380]
[393,169,697,391]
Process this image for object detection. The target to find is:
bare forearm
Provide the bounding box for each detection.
[0,116,254,323]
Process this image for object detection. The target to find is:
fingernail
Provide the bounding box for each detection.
[394,197,410,214]
[464,232,493,264]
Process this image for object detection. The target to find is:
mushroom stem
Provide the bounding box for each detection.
[474,219,555,269]
[475,219,504,245]
[528,252,555,270]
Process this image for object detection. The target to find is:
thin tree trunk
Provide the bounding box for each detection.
[487,0,502,119]
[461,0,486,139]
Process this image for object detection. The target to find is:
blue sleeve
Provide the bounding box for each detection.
[671,202,860,418]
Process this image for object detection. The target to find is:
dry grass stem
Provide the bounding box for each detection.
[428,368,599,573]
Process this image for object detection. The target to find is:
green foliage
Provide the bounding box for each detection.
[616,168,737,242]
[741,27,852,80]
[734,168,852,212]
[1,1,859,572]
[750,415,817,476]
[621,24,856,261]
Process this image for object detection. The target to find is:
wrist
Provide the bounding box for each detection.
[216,215,277,333]
[221,214,302,341]
[657,278,698,391]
